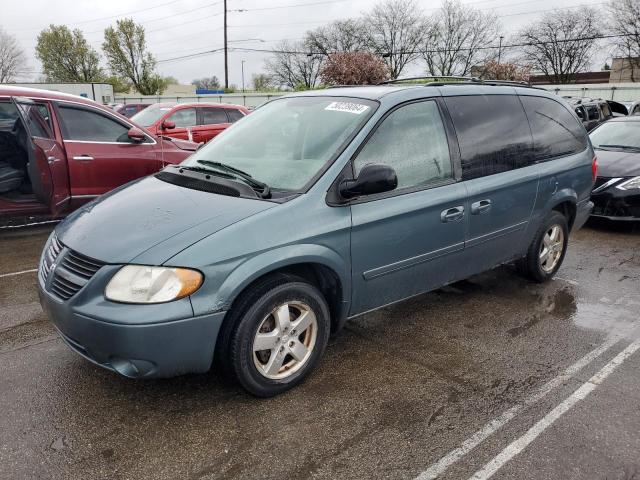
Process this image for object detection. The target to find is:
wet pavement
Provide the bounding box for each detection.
[0,221,639,479]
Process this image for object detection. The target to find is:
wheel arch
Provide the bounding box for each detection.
[548,190,578,230]
[217,244,350,334]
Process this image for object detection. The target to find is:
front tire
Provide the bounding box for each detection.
[224,275,330,397]
[517,211,569,283]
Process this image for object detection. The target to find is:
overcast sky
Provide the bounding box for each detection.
[4,0,611,87]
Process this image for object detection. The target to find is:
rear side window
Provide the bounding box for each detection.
[444,94,534,180]
[226,109,244,122]
[201,108,228,125]
[520,96,588,161]
[58,105,131,142]
[353,100,452,190]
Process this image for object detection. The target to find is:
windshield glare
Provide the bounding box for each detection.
[181,96,376,191]
[131,105,172,127]
[590,121,640,149]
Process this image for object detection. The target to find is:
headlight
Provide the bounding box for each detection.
[105,265,203,304]
[616,176,640,190]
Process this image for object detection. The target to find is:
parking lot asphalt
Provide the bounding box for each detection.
[0,221,639,480]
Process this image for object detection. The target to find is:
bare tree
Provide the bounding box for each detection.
[422,0,501,77]
[264,40,323,90]
[305,19,370,56]
[607,0,640,82]
[191,76,221,90]
[362,0,424,79]
[0,28,26,83]
[518,8,600,84]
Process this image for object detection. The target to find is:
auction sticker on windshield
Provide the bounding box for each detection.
[325,102,370,114]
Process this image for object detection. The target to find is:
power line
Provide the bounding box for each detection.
[10,0,190,31]
[230,0,349,13]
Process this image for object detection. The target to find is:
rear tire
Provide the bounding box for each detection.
[219,274,330,397]
[517,211,569,283]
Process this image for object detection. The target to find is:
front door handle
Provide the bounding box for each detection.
[441,206,465,223]
[471,199,492,215]
[72,155,94,161]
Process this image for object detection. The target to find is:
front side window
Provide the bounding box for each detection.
[131,104,172,127]
[445,94,534,180]
[58,105,131,142]
[16,102,54,139]
[182,96,376,191]
[0,101,20,129]
[353,101,452,190]
[521,96,588,161]
[201,108,228,125]
[168,108,196,128]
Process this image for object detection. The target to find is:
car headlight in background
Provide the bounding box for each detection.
[105,265,203,304]
[616,176,640,190]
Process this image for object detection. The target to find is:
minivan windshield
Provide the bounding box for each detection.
[590,121,640,150]
[131,104,172,127]
[181,96,377,191]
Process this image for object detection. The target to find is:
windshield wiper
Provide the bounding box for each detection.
[196,160,270,198]
[597,144,640,152]
[178,165,234,179]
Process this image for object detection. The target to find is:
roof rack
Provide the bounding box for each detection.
[379,76,478,84]
[377,76,538,89]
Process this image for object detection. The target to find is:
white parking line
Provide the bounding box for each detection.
[0,268,38,279]
[469,338,640,480]
[414,337,619,480]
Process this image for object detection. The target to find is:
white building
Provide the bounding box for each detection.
[5,82,114,104]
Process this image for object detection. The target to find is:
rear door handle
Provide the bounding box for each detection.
[471,199,492,215]
[72,155,94,161]
[441,206,465,223]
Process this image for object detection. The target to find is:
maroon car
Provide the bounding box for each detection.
[131,102,249,143]
[0,86,197,223]
[113,103,150,118]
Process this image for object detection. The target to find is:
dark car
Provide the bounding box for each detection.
[589,116,640,220]
[566,97,627,131]
[39,80,595,396]
[0,86,197,223]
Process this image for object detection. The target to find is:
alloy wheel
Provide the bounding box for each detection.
[252,301,318,380]
[539,224,564,273]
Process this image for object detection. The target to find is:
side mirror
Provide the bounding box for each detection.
[339,163,398,199]
[162,120,175,130]
[127,127,146,143]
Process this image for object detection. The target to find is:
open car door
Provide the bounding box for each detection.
[12,97,69,214]
[607,100,629,116]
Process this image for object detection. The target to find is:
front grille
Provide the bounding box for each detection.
[41,234,105,301]
[61,250,104,280]
[40,234,63,283]
[50,274,84,300]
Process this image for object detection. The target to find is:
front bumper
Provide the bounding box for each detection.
[38,277,226,379]
[591,183,640,221]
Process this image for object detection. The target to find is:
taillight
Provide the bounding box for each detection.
[591,155,598,182]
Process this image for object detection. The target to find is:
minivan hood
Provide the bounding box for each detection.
[57,176,275,264]
[596,149,640,177]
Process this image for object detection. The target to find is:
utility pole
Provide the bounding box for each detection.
[498,35,504,64]
[224,0,228,89]
[241,60,246,93]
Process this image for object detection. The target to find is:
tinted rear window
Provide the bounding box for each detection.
[444,94,534,180]
[520,96,588,161]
